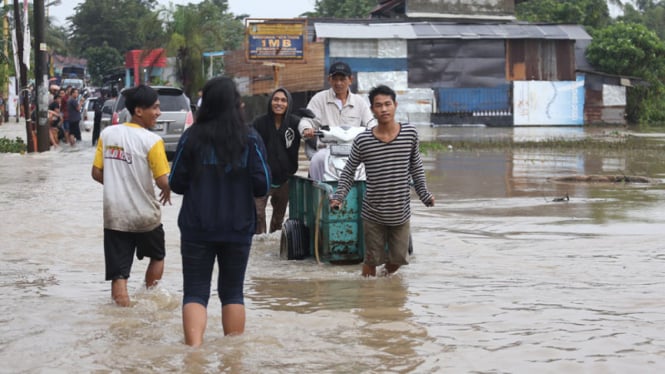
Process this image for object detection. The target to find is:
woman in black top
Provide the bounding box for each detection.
[252,87,301,234]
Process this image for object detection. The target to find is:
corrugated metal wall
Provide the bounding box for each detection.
[437,85,511,112]
[406,38,511,121]
[583,73,627,125]
[407,39,506,88]
[506,40,575,81]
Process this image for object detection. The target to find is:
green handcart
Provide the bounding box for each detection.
[280,175,366,264]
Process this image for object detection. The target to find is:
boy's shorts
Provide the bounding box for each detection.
[362,219,410,267]
[104,224,165,281]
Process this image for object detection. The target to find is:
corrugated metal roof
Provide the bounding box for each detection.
[314,22,591,40]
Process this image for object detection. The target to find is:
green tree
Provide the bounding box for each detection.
[516,0,610,30]
[46,24,73,57]
[312,0,376,18]
[68,0,159,54]
[586,22,665,78]
[633,0,659,10]
[586,22,665,124]
[163,0,244,97]
[618,1,665,40]
[83,42,124,86]
[68,0,172,86]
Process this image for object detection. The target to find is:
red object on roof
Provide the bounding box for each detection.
[125,49,167,86]
[125,49,167,68]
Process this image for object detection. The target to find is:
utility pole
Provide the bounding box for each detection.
[2,0,8,125]
[34,0,49,151]
[13,0,32,151]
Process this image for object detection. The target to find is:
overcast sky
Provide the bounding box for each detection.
[47,1,623,28]
[48,0,315,26]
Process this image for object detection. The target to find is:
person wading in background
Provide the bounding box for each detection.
[67,88,83,146]
[252,87,301,234]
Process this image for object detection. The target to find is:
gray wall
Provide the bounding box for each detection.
[408,39,507,88]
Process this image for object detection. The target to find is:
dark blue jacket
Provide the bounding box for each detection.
[169,128,271,244]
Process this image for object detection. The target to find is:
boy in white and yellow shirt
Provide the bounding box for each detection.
[92,84,171,307]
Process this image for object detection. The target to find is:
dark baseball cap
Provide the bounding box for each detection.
[328,61,352,77]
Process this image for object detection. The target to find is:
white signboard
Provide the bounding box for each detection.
[513,77,585,126]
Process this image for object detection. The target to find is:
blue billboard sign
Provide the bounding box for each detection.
[246,20,306,61]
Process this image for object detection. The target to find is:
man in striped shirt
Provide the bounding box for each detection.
[330,85,435,277]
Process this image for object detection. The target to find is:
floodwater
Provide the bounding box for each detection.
[1,122,664,373]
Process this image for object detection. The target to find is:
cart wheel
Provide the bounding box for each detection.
[280,219,309,260]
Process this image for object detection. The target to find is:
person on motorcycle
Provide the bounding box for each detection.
[329,84,435,277]
[298,61,375,180]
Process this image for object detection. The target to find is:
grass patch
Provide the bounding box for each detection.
[420,136,665,154]
[0,136,27,154]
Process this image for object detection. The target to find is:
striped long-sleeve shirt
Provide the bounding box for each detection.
[333,123,433,225]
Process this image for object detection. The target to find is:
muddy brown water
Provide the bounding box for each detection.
[1,123,664,372]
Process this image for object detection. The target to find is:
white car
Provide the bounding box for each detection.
[81,97,99,132]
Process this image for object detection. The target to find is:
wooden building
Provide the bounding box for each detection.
[223,0,610,126]
[580,70,644,125]
[223,42,324,97]
[314,21,590,126]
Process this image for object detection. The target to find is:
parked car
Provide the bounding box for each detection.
[100,99,115,130]
[81,97,99,132]
[110,86,193,160]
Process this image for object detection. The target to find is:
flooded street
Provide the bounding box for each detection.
[1,122,664,373]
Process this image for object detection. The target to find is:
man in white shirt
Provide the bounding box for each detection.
[298,61,374,180]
